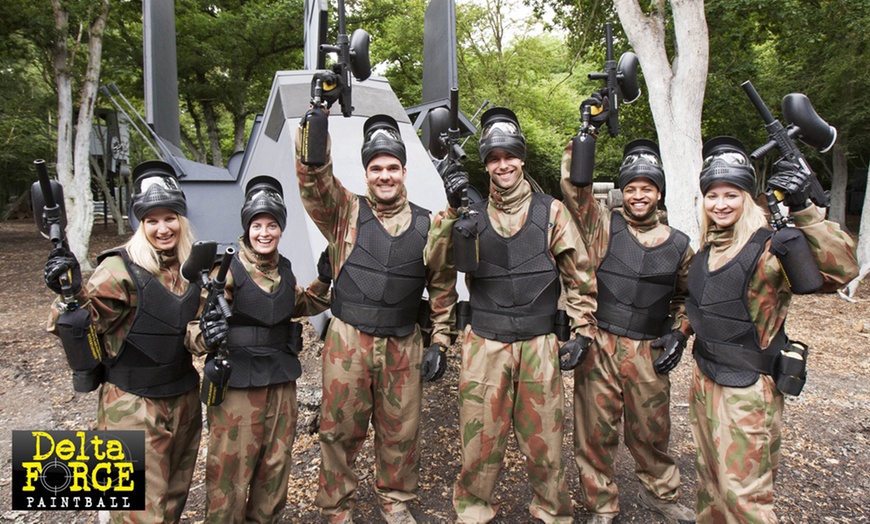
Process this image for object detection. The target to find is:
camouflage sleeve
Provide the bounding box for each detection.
[424,208,460,347]
[792,204,859,291]
[560,143,610,263]
[550,200,597,339]
[669,243,695,335]
[293,278,332,317]
[295,126,356,246]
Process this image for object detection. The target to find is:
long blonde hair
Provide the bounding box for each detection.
[124,214,194,275]
[700,189,768,257]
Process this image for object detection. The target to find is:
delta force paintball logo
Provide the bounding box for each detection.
[12,430,145,510]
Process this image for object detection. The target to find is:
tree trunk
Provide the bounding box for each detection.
[51,0,110,270]
[203,101,223,167]
[89,156,126,235]
[614,0,708,247]
[829,144,848,230]
[844,163,870,297]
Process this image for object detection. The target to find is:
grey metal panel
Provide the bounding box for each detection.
[422,0,457,103]
[142,0,181,148]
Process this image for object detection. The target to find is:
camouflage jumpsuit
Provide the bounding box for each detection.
[295,128,456,522]
[689,205,856,523]
[48,250,202,524]
[560,149,694,517]
[187,241,331,523]
[435,177,597,524]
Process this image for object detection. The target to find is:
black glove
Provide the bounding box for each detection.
[200,305,229,350]
[45,247,82,296]
[313,70,343,108]
[317,249,332,284]
[443,168,469,209]
[580,88,610,128]
[651,330,688,374]
[559,335,592,371]
[421,343,447,381]
[767,159,810,211]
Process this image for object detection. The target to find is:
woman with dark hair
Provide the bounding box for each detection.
[687,137,857,523]
[45,160,202,523]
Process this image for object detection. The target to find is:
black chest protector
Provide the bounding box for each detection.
[468,193,561,343]
[687,228,788,387]
[226,254,301,387]
[596,213,690,340]
[331,196,430,337]
[101,249,200,398]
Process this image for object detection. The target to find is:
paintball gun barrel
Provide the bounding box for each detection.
[32,159,76,306]
[318,0,371,117]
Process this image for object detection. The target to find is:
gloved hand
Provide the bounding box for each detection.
[559,335,592,371]
[313,70,343,108]
[44,247,82,296]
[317,249,332,284]
[200,305,229,350]
[767,159,810,211]
[421,343,447,381]
[443,168,469,209]
[580,88,610,128]
[651,330,688,374]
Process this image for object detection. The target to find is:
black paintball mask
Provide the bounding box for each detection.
[478,107,526,163]
[130,160,187,224]
[361,115,406,168]
[618,139,665,192]
[241,175,287,247]
[699,136,756,195]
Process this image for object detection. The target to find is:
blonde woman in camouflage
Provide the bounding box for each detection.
[687,137,857,523]
[45,161,202,523]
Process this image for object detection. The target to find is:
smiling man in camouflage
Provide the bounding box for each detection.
[295,108,456,524]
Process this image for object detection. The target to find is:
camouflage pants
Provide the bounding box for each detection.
[453,329,572,524]
[205,382,298,523]
[572,329,680,517]
[690,364,783,524]
[97,383,202,524]
[315,317,423,522]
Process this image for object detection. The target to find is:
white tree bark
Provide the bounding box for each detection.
[613,0,708,247]
[844,163,870,297]
[829,144,848,230]
[51,0,111,270]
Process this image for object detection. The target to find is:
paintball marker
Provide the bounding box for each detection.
[741,81,828,295]
[32,159,106,392]
[427,88,480,273]
[741,80,834,210]
[317,0,371,117]
[570,23,640,186]
[31,160,75,305]
[182,241,235,405]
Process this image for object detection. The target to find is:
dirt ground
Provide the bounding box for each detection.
[0,218,868,523]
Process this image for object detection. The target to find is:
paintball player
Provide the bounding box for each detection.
[442,107,598,523]
[186,175,332,523]
[45,161,202,523]
[561,104,696,523]
[688,137,856,523]
[294,109,456,524]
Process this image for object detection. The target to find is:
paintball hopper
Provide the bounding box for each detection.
[30,175,67,241]
[181,240,218,283]
[427,106,452,160]
[782,93,836,153]
[615,52,641,103]
[349,29,372,82]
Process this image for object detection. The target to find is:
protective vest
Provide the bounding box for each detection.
[100,249,200,398]
[596,213,690,340]
[225,254,302,387]
[468,193,561,343]
[687,228,788,387]
[331,196,430,337]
